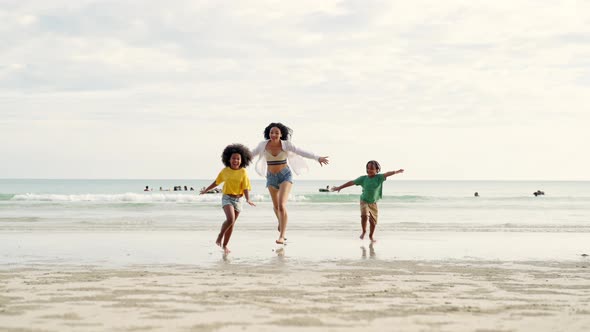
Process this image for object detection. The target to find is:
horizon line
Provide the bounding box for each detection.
[1,178,589,182]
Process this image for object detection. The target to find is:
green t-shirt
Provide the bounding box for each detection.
[353,174,386,203]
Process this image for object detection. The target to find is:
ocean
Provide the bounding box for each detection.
[1,179,589,265]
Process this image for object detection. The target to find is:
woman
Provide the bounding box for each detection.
[251,122,329,244]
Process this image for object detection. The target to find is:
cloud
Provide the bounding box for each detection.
[1,0,589,179]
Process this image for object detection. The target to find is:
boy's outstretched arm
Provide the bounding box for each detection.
[331,180,354,192]
[199,181,218,195]
[383,169,404,179]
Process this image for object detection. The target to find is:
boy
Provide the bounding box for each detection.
[332,161,404,242]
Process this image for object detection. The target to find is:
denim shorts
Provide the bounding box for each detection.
[266,167,293,189]
[222,194,243,212]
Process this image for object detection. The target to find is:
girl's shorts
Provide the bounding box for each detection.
[266,167,293,189]
[360,201,379,224]
[222,194,243,212]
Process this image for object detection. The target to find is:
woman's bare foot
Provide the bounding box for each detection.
[215,236,222,247]
[360,231,366,240]
[369,236,377,243]
[275,238,286,245]
[276,226,287,241]
[223,246,231,254]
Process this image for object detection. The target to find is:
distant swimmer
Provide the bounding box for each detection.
[534,190,545,197]
[144,186,150,192]
[474,192,479,197]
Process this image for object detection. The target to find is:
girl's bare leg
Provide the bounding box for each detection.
[222,210,240,252]
[217,205,237,251]
[360,215,368,239]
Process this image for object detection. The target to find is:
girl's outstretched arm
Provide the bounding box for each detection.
[244,189,256,206]
[383,169,404,179]
[199,181,218,195]
[331,180,354,192]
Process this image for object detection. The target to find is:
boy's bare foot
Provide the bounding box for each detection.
[360,231,366,240]
[215,237,222,247]
[369,236,377,243]
[223,246,231,254]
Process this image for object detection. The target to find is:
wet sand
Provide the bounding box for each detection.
[2,230,589,265]
[2,230,590,331]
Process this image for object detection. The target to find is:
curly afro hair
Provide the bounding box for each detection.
[263,122,293,141]
[366,160,381,173]
[221,144,253,168]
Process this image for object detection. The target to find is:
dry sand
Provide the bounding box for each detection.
[1,258,589,332]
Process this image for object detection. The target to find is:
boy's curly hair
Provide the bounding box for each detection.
[366,160,381,173]
[222,144,253,168]
[263,122,293,141]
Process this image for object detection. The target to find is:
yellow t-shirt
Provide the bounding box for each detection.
[215,167,252,195]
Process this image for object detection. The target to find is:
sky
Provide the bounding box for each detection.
[1,0,589,180]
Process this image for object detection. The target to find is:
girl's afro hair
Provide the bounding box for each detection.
[222,144,253,168]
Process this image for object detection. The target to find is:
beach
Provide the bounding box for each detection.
[1,231,590,331]
[1,256,589,331]
[2,179,590,331]
[6,0,590,329]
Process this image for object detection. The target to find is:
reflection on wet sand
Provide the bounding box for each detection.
[273,247,286,263]
[222,252,230,262]
[361,242,376,259]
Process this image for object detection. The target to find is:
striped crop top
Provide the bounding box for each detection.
[265,149,287,165]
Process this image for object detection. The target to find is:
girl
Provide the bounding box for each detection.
[251,122,329,244]
[200,144,255,254]
[331,160,404,242]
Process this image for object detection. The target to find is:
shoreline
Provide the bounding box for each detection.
[2,230,589,267]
